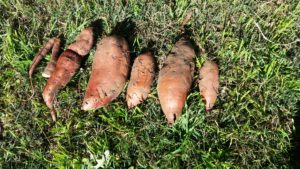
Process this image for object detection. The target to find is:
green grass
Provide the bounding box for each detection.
[0,0,299,168]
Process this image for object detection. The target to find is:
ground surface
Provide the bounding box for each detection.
[0,0,300,168]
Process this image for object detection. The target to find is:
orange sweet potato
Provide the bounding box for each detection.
[198,60,219,111]
[126,51,155,108]
[43,50,82,121]
[157,39,195,124]
[42,27,94,121]
[67,27,94,56]
[81,35,130,111]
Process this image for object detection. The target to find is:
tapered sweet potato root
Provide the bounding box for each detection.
[42,38,61,78]
[157,39,195,124]
[42,27,94,121]
[126,52,155,108]
[198,60,219,111]
[81,35,130,111]
[43,50,82,121]
[29,37,61,79]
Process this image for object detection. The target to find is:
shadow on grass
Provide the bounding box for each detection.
[110,17,137,54]
[89,19,104,48]
[0,121,3,140]
[290,101,300,168]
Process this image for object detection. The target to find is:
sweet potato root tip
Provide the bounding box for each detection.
[50,109,57,122]
[81,94,115,111]
[126,51,155,108]
[81,98,96,111]
[42,86,57,121]
[198,60,219,111]
[67,27,94,56]
[158,80,189,124]
[126,89,147,109]
[82,35,130,111]
[157,39,195,124]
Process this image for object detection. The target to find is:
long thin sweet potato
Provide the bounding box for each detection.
[42,27,94,121]
[42,38,61,78]
[29,37,61,79]
[126,51,155,108]
[198,60,219,111]
[81,35,130,111]
[157,39,195,124]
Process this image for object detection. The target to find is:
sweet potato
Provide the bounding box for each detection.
[198,60,219,111]
[67,27,94,56]
[157,39,195,124]
[81,35,130,111]
[42,27,94,121]
[29,37,61,79]
[126,51,155,108]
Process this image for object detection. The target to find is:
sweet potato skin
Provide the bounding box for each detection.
[81,35,130,111]
[29,37,61,79]
[198,60,219,111]
[42,27,94,121]
[126,52,155,108]
[42,49,82,121]
[67,27,94,56]
[157,39,195,124]
[42,38,61,78]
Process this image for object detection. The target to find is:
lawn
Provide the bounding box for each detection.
[0,0,299,168]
